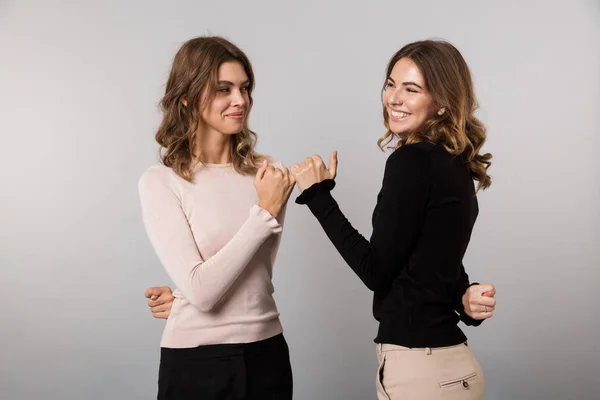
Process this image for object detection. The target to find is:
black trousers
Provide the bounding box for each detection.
[158,333,293,400]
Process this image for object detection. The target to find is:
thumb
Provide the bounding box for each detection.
[329,150,338,179]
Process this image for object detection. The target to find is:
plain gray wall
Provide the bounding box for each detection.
[1,1,599,399]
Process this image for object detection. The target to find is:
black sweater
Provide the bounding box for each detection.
[296,142,483,348]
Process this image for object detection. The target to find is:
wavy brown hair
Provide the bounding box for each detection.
[155,36,264,182]
[379,40,492,191]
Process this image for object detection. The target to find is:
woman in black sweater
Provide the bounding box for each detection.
[290,40,495,399]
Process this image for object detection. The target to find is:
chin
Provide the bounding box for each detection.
[390,126,409,136]
[221,124,244,135]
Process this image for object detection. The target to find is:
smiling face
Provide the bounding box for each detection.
[383,57,438,138]
[198,61,251,137]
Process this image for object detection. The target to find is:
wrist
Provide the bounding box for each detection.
[258,202,279,217]
[461,292,470,314]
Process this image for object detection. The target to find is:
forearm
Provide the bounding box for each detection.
[298,182,395,291]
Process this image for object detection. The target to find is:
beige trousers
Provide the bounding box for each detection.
[376,342,484,400]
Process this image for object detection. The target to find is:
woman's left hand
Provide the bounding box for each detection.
[290,151,338,192]
[145,286,174,319]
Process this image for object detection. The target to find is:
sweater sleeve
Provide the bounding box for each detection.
[295,147,431,291]
[138,168,281,312]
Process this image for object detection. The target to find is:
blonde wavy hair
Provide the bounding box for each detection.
[155,36,264,182]
[379,40,492,191]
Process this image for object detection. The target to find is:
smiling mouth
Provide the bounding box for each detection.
[389,110,410,119]
[226,113,244,120]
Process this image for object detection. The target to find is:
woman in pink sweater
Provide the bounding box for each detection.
[138,36,295,399]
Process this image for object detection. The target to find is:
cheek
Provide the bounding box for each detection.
[409,98,430,117]
[213,98,231,115]
[204,97,229,119]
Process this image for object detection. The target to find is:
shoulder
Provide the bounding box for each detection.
[386,142,434,170]
[138,164,179,195]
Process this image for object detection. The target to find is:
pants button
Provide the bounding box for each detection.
[462,380,469,389]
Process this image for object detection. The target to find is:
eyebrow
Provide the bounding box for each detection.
[217,80,250,86]
[387,77,423,90]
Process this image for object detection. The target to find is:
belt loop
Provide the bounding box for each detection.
[425,347,432,355]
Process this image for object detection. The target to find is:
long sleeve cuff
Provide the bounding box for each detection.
[295,179,336,206]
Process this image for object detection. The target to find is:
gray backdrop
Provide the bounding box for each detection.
[1,1,599,399]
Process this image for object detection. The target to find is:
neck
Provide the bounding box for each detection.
[194,127,233,165]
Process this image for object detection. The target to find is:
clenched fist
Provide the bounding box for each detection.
[462,283,496,320]
[254,160,296,217]
[144,286,174,319]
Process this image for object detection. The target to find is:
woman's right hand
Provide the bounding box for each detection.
[254,160,296,217]
[462,283,496,320]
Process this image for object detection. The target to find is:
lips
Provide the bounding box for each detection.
[226,112,244,120]
[389,109,410,122]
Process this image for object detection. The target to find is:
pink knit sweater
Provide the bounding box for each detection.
[138,161,286,348]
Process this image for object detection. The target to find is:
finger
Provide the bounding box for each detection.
[480,296,496,307]
[478,283,495,294]
[255,160,268,183]
[479,303,495,312]
[148,295,173,307]
[470,293,495,307]
[289,163,300,175]
[152,311,170,319]
[282,167,296,188]
[151,303,172,313]
[145,287,163,298]
[474,311,494,320]
[329,150,338,178]
[265,165,276,176]
[311,154,324,166]
[148,299,161,307]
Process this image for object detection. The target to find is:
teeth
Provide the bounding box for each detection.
[391,111,409,118]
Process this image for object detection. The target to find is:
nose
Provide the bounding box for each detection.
[231,88,246,108]
[387,87,403,106]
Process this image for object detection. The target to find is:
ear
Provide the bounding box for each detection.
[437,107,445,116]
[182,98,188,107]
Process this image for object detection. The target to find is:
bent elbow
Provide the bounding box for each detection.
[192,296,218,313]
[361,275,386,292]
